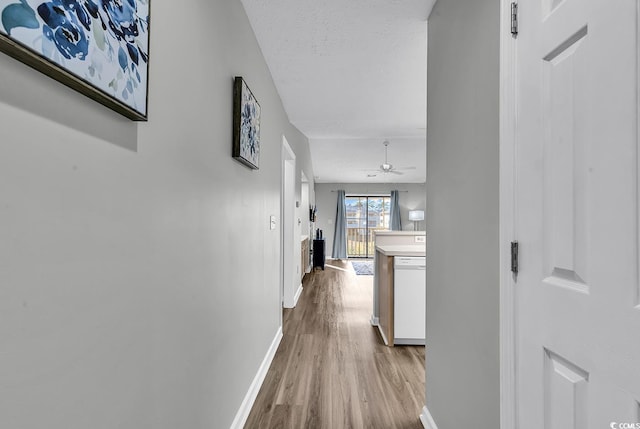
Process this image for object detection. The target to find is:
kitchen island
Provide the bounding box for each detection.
[375,243,426,346]
[371,231,426,327]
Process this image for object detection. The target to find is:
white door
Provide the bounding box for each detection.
[514,0,640,427]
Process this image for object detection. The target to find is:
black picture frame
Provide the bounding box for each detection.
[233,76,261,170]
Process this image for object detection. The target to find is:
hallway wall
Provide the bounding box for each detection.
[314,183,426,258]
[425,0,500,427]
[0,1,313,428]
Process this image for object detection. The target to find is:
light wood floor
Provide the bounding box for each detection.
[244,259,425,429]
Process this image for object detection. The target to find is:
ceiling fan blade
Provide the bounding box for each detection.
[369,141,414,176]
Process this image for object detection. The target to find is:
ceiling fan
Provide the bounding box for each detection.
[366,140,416,176]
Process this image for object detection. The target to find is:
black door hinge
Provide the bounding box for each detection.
[511,241,519,274]
[511,2,518,37]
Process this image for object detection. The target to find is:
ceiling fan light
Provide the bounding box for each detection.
[381,163,392,171]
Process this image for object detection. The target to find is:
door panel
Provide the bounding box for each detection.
[544,0,567,16]
[544,349,589,429]
[542,25,589,293]
[514,0,640,427]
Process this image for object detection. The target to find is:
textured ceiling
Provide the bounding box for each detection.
[310,137,426,183]
[241,0,433,183]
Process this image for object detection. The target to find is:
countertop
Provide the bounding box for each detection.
[373,231,425,236]
[375,244,426,257]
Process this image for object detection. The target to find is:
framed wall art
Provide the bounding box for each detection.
[0,0,150,121]
[233,76,260,170]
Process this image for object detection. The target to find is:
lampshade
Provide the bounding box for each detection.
[408,210,424,221]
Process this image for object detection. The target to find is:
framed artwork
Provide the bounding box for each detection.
[233,76,260,170]
[0,0,150,121]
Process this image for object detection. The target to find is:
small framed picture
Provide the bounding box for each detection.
[233,76,261,169]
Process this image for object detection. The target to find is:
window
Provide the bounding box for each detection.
[345,195,390,258]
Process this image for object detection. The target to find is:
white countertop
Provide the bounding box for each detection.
[373,230,425,236]
[375,244,426,257]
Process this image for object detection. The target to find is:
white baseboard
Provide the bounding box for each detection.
[370,315,379,326]
[420,406,438,429]
[230,327,283,429]
[293,284,303,307]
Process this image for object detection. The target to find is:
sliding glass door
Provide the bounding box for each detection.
[345,195,390,258]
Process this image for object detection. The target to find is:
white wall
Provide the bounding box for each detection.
[315,183,426,257]
[0,1,313,428]
[425,0,500,427]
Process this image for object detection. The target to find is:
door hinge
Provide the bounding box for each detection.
[511,241,519,274]
[511,2,518,37]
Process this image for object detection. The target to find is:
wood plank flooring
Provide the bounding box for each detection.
[244,259,425,429]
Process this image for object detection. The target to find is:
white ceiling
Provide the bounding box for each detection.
[241,0,433,183]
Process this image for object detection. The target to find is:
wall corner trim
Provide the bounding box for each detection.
[293,284,304,307]
[230,326,283,429]
[420,405,439,429]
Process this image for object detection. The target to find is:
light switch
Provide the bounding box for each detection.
[415,235,426,243]
[270,215,277,230]
[327,219,333,225]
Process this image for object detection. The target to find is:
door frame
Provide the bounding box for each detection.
[281,136,298,311]
[499,0,517,427]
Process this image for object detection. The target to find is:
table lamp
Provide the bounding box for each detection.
[408,210,424,231]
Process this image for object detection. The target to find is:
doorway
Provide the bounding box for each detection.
[281,136,298,310]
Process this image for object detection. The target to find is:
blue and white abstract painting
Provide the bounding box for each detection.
[233,77,260,169]
[0,0,149,119]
